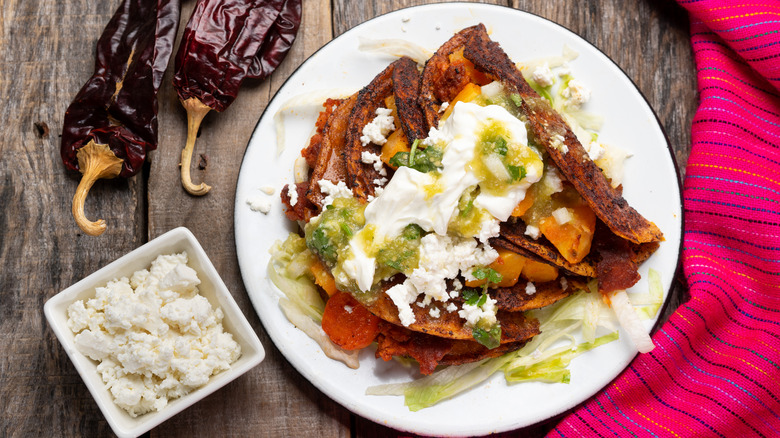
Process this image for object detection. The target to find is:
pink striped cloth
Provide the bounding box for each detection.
[549,2,780,437]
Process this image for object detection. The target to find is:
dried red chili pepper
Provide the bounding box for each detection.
[61,0,181,236]
[173,0,302,195]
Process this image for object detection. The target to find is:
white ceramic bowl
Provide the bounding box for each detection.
[44,227,265,438]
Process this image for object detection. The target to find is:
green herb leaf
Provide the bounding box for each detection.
[472,324,501,349]
[385,260,404,271]
[389,146,443,173]
[309,228,336,263]
[402,224,423,240]
[339,222,353,237]
[462,288,480,305]
[389,151,407,168]
[472,267,503,284]
[409,139,420,166]
[460,199,474,217]
[507,164,527,182]
[477,293,487,307]
[493,136,508,156]
[510,94,523,107]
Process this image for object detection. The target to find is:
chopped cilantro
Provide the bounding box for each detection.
[462,288,481,305]
[402,223,423,240]
[472,267,503,284]
[339,223,353,237]
[408,139,420,166]
[460,199,474,218]
[389,145,443,173]
[507,164,527,181]
[510,94,523,107]
[493,136,508,156]
[473,324,502,349]
[309,228,336,263]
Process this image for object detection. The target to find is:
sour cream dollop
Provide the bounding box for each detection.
[347,101,543,293]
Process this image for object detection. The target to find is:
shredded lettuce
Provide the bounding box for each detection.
[366,289,622,410]
[505,332,618,384]
[268,234,323,321]
[366,357,508,411]
[357,37,433,65]
[268,234,360,368]
[518,45,579,75]
[629,268,664,320]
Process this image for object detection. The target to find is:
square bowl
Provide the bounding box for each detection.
[44,227,265,438]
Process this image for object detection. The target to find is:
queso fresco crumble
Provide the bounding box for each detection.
[66,252,241,417]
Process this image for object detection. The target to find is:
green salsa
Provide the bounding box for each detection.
[467,120,543,198]
[449,187,493,238]
[304,197,365,266]
[305,196,425,298]
[375,224,424,279]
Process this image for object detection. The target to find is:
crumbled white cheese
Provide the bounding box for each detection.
[560,277,568,290]
[429,307,441,318]
[531,63,554,87]
[408,234,498,303]
[318,179,353,207]
[287,184,298,207]
[452,278,463,291]
[562,79,591,108]
[458,295,498,328]
[67,253,240,417]
[344,305,353,314]
[438,101,449,113]
[586,141,605,161]
[382,234,498,327]
[550,134,568,154]
[526,282,537,295]
[361,151,387,176]
[476,217,501,243]
[360,108,395,146]
[446,303,458,312]
[246,196,272,214]
[260,185,275,195]
[401,15,411,22]
[386,283,417,327]
[525,225,541,240]
[543,166,564,194]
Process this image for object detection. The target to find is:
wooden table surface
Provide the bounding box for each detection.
[0,0,695,436]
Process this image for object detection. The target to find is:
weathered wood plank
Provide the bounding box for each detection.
[148,0,350,436]
[0,0,144,437]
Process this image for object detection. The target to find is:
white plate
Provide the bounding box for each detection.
[234,3,682,436]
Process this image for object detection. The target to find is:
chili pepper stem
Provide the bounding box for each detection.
[72,141,124,236]
[180,97,212,196]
